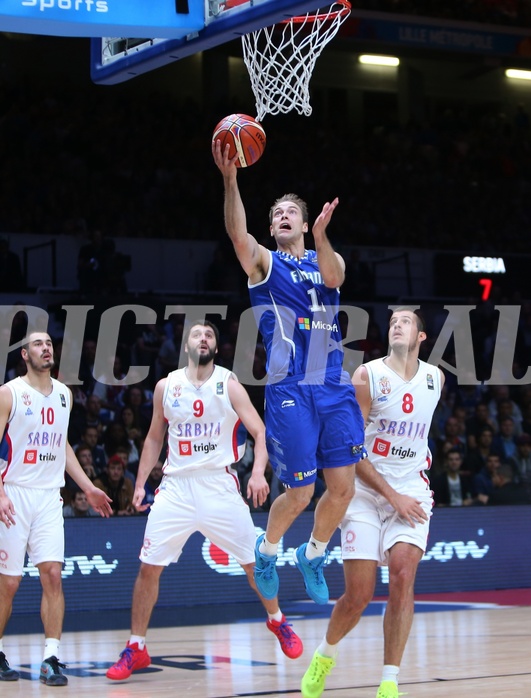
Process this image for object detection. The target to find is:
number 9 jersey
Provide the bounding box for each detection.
[162,365,247,475]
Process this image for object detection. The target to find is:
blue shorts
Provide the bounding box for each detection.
[264,374,366,488]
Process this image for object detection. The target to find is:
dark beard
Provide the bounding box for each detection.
[188,345,216,366]
[27,356,55,372]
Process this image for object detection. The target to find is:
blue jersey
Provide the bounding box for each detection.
[248,249,344,383]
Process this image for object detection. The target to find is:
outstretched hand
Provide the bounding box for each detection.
[86,487,113,518]
[212,138,239,177]
[312,197,339,240]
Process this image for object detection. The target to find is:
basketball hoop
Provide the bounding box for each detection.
[241,1,351,121]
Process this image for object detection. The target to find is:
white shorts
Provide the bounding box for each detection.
[0,484,64,576]
[341,475,433,566]
[140,470,256,567]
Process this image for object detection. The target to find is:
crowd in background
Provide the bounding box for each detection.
[2,76,531,255]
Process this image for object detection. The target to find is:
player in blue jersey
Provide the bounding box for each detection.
[213,140,367,606]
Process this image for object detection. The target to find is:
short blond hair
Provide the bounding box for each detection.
[269,194,308,224]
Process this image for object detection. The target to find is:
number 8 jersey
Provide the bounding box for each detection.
[0,377,71,489]
[362,357,443,481]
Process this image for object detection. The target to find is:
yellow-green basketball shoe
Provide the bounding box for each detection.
[301,650,336,698]
[376,680,405,698]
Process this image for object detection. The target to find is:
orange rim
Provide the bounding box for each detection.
[282,0,351,24]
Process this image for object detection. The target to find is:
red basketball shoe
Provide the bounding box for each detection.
[266,615,303,659]
[106,642,151,680]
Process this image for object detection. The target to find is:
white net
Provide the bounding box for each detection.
[241,1,351,122]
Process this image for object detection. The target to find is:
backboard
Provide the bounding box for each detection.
[90,0,326,85]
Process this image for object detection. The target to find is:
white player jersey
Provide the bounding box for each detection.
[163,365,246,476]
[0,377,71,489]
[363,357,442,482]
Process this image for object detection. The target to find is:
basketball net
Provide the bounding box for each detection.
[241,1,351,121]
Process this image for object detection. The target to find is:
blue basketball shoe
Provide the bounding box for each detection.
[293,543,329,604]
[254,533,279,599]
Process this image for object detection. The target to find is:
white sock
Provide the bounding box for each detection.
[305,535,328,560]
[317,636,338,659]
[381,664,399,684]
[267,610,284,623]
[259,536,278,557]
[0,638,4,653]
[43,638,60,661]
[129,635,146,650]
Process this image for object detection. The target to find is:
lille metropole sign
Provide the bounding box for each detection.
[1,302,529,387]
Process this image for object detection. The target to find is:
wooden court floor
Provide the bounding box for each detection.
[2,603,531,697]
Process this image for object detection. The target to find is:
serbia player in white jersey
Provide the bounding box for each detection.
[0,332,112,685]
[106,321,302,681]
[301,307,445,698]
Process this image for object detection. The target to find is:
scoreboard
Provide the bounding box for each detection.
[433,252,527,301]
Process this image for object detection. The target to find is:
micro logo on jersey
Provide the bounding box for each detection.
[372,438,391,457]
[281,399,295,408]
[178,441,192,456]
[21,392,31,407]
[23,449,38,464]
[378,376,392,395]
[294,472,304,481]
[216,382,224,395]
[25,408,33,416]
[298,317,310,330]
[351,444,366,458]
[427,374,435,390]
[60,393,66,407]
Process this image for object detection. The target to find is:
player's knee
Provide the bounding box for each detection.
[39,564,63,591]
[0,574,22,599]
[286,485,314,512]
[138,562,164,584]
[340,588,372,616]
[328,480,355,504]
[388,563,417,591]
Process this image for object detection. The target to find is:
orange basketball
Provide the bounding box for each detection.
[212,113,266,168]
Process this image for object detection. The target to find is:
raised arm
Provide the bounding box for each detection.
[227,375,269,508]
[212,139,269,284]
[312,197,345,288]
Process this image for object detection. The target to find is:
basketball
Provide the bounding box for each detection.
[212,113,266,168]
